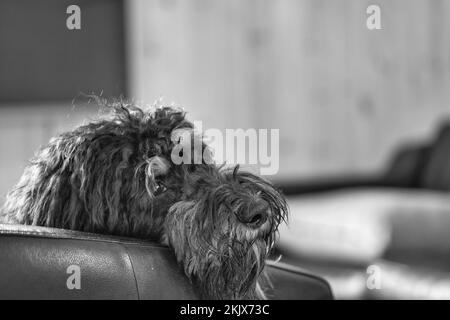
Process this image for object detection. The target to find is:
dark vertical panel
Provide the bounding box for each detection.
[0,0,126,103]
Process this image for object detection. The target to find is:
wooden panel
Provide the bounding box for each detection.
[128,0,450,181]
[0,104,97,201]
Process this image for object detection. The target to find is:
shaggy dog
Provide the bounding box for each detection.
[0,101,287,299]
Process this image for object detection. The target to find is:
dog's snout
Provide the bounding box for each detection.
[237,200,269,227]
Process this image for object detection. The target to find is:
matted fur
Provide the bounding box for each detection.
[0,100,288,299]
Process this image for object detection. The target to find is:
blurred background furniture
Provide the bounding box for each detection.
[276,122,450,299]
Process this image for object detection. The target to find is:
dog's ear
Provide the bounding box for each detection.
[146,156,170,177]
[143,156,171,197]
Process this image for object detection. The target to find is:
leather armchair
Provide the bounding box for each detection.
[0,224,332,300]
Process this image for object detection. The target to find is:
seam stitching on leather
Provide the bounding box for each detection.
[120,244,141,300]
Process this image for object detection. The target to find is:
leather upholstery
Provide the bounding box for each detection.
[0,224,332,300]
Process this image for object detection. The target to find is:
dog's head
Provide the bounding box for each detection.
[2,101,287,299]
[146,111,288,299]
[163,165,287,299]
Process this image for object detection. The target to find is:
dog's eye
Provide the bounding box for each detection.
[154,182,167,195]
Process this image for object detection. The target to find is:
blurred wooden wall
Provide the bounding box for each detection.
[2,0,450,201]
[0,105,96,201]
[127,0,450,182]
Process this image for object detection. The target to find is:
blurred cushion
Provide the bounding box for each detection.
[278,189,393,264]
[279,189,450,264]
[367,260,450,300]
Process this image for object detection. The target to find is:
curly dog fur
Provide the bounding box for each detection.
[0,100,288,299]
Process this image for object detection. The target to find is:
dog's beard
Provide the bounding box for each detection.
[164,201,273,300]
[197,237,270,300]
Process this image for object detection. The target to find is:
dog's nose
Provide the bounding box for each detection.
[237,200,269,227]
